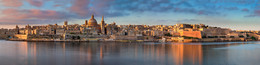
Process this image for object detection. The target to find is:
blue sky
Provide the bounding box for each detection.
[0,0,260,30]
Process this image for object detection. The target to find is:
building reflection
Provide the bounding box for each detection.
[16,42,204,65]
[141,43,203,65]
[14,41,251,65]
[16,42,29,65]
[170,43,203,65]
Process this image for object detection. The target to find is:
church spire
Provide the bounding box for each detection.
[101,16,105,25]
[85,20,88,25]
[91,14,94,19]
[100,15,105,34]
[102,16,104,21]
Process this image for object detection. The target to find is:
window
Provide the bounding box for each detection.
[202,36,207,38]
[208,36,215,38]
[220,36,226,38]
[239,35,244,38]
[230,36,235,38]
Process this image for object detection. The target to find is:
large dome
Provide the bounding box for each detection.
[88,14,98,26]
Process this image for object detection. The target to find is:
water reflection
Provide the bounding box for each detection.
[0,41,260,65]
[170,43,203,65]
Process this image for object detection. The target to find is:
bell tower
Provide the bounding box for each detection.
[85,20,88,25]
[101,16,106,34]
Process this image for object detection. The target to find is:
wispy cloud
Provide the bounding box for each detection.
[0,8,74,24]
[27,0,43,7]
[0,0,23,7]
[0,0,259,25]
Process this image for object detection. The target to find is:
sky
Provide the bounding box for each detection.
[0,0,260,30]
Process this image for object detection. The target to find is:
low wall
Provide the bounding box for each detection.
[110,35,138,40]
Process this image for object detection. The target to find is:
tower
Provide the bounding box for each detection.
[64,21,68,26]
[85,20,88,25]
[25,24,32,34]
[15,25,20,34]
[25,24,31,29]
[101,16,106,34]
[101,16,105,24]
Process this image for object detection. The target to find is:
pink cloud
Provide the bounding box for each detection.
[0,8,72,24]
[254,10,260,15]
[27,0,43,7]
[54,4,61,7]
[0,0,23,7]
[69,0,119,17]
[69,0,90,16]
[1,9,28,19]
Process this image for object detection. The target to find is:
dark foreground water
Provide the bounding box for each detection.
[0,40,260,65]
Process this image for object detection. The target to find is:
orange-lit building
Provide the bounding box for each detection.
[179,30,202,39]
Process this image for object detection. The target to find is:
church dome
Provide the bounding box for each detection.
[88,14,98,26]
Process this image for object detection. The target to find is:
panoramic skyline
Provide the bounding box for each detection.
[0,0,260,30]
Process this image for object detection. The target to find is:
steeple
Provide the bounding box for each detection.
[85,20,88,25]
[15,25,19,29]
[101,16,104,21]
[100,15,105,34]
[15,25,20,34]
[26,24,31,29]
[91,14,94,19]
[101,16,105,24]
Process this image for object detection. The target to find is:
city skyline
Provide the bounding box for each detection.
[0,0,260,30]
[1,0,260,65]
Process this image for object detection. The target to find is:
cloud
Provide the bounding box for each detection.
[69,0,90,17]
[82,0,218,16]
[69,0,129,18]
[213,0,255,4]
[176,19,200,23]
[0,9,74,24]
[54,4,61,7]
[242,8,249,12]
[153,19,200,24]
[0,0,23,7]
[225,7,239,11]
[27,0,43,7]
[1,0,44,7]
[1,0,259,24]
[255,10,260,15]
[245,10,260,17]
[67,0,258,18]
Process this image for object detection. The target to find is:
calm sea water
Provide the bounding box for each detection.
[0,40,260,65]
